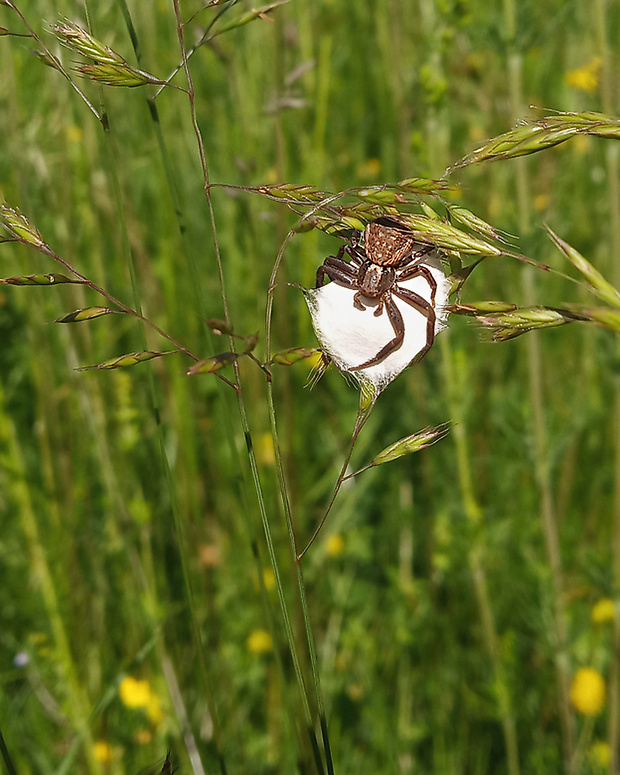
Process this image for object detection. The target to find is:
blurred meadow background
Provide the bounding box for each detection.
[1,0,620,773]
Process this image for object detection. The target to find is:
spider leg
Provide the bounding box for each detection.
[393,285,437,365]
[352,290,368,311]
[349,294,405,371]
[397,263,438,305]
[316,248,359,288]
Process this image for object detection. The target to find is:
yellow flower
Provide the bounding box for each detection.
[262,568,275,591]
[590,740,612,768]
[347,683,364,701]
[533,194,549,212]
[592,598,615,624]
[119,676,152,709]
[356,158,382,180]
[257,432,275,466]
[93,741,114,764]
[134,729,153,745]
[247,629,273,654]
[565,57,602,94]
[570,667,606,716]
[66,125,83,144]
[326,533,344,557]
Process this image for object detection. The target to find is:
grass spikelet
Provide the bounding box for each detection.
[396,213,504,256]
[31,48,62,70]
[451,300,620,338]
[448,206,512,243]
[475,306,587,339]
[54,306,119,323]
[454,111,620,168]
[204,318,234,336]
[449,301,520,314]
[208,0,290,39]
[77,351,179,371]
[356,188,404,205]
[0,273,77,285]
[54,20,126,65]
[575,306,620,333]
[370,423,450,466]
[253,183,330,204]
[396,177,452,193]
[187,352,239,376]
[0,205,46,248]
[76,62,164,88]
[292,215,320,233]
[54,21,165,87]
[271,347,320,366]
[546,227,620,309]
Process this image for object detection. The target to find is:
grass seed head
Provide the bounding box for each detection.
[54,306,115,323]
[77,351,172,371]
[0,273,74,285]
[54,21,125,65]
[0,205,47,248]
[547,227,620,309]
[371,423,450,466]
[187,352,239,376]
[271,347,321,366]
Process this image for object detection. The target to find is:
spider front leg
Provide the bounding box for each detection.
[316,246,359,288]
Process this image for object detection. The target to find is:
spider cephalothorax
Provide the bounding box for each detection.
[316,217,438,371]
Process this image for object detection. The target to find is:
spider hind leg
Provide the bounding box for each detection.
[393,285,437,366]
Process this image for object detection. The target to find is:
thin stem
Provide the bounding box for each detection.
[297,402,374,561]
[17,240,198,359]
[118,2,306,749]
[263,231,330,773]
[0,727,17,775]
[153,0,239,101]
[170,4,327,771]
[263,193,365,773]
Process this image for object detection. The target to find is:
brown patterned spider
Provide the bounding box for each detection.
[316,217,438,370]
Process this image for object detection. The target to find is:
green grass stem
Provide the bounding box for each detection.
[594,1,620,772]
[503,0,575,767]
[0,379,103,775]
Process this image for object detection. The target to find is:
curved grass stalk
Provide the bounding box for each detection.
[112,1,327,768]
[4,2,103,123]
[262,192,381,773]
[169,4,328,771]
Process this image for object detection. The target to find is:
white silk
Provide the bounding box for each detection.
[305,254,449,390]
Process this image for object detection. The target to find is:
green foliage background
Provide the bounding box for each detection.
[1,1,619,774]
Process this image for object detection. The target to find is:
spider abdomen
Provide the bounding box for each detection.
[364,220,419,267]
